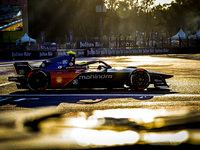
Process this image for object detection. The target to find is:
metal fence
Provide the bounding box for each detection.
[102,35,200,49]
[72,35,200,49]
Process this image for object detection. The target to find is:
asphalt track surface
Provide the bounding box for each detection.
[1,54,200,111]
[1,54,200,149]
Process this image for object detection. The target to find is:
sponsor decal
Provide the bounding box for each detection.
[9,77,18,81]
[12,52,31,57]
[57,59,68,65]
[16,64,28,67]
[39,52,54,57]
[78,41,103,48]
[18,69,25,75]
[57,51,67,56]
[80,42,94,48]
[24,52,31,56]
[154,79,163,82]
[56,77,63,83]
[58,66,62,69]
[40,45,57,50]
[69,62,73,66]
[79,74,113,80]
[72,79,78,85]
[41,63,45,67]
[62,60,68,64]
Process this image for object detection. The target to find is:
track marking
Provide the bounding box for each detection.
[0,64,13,67]
[0,82,13,87]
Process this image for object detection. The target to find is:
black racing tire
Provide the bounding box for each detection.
[27,70,49,91]
[129,69,150,90]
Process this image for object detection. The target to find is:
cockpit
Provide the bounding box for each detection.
[77,60,112,72]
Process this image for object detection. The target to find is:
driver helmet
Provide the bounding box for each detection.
[79,62,87,65]
[97,65,102,70]
[79,62,89,69]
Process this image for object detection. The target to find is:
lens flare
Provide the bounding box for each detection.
[142,130,189,145]
[70,129,140,146]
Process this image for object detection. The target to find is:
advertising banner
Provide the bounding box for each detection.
[0,50,57,60]
[77,41,102,49]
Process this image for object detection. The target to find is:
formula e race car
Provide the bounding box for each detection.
[8,51,173,91]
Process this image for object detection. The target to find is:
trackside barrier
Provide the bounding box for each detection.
[57,48,170,57]
[81,47,199,57]
[0,50,57,60]
[85,48,170,57]
[0,47,199,60]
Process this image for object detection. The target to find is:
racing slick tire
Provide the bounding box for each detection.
[27,70,49,91]
[129,69,150,90]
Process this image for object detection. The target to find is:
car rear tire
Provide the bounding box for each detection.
[129,69,150,90]
[27,70,49,91]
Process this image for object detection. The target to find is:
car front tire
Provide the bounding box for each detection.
[129,69,150,90]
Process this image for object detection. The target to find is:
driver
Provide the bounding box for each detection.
[78,62,89,69]
[97,65,102,70]
[97,64,106,72]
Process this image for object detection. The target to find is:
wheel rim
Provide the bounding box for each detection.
[27,70,48,91]
[130,69,150,90]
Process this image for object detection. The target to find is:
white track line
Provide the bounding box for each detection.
[0,64,13,67]
[0,82,12,87]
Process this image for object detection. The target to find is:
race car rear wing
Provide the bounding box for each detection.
[14,62,33,75]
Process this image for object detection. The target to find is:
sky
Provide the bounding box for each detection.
[153,0,174,5]
[117,0,175,6]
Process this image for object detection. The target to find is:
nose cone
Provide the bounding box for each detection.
[148,71,173,79]
[163,74,173,79]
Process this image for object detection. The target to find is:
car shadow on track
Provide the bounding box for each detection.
[1,88,177,108]
[10,88,176,95]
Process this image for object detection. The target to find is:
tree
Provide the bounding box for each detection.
[28,0,101,40]
[28,0,200,41]
[140,0,155,12]
[139,0,155,37]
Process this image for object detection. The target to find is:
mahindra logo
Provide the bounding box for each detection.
[79,74,113,80]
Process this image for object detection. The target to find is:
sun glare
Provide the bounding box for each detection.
[62,109,190,147]
[142,130,189,145]
[132,0,174,6]
[70,129,140,146]
[105,0,174,8]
